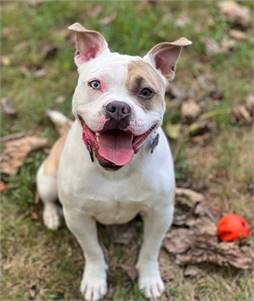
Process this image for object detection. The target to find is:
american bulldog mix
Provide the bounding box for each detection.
[37,23,191,301]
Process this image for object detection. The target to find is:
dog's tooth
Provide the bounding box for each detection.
[96,132,100,142]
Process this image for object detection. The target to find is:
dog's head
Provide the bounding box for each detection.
[69,23,191,170]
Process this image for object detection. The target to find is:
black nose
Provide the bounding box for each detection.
[105,101,131,121]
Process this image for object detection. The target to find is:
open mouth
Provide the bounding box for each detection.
[78,115,157,170]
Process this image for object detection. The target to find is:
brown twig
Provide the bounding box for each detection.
[0,132,25,143]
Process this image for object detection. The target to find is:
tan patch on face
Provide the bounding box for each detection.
[126,60,165,111]
[43,125,70,176]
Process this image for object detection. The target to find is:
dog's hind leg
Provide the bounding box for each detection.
[37,111,71,230]
[36,163,60,230]
[36,128,70,230]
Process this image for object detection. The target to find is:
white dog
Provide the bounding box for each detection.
[37,23,191,301]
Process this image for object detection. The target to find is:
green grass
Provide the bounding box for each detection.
[1,1,253,300]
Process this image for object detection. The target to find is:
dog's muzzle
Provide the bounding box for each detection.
[103,101,131,131]
[78,100,158,170]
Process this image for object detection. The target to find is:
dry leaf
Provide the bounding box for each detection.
[188,121,212,137]
[164,228,194,254]
[1,56,11,66]
[118,264,137,281]
[228,29,247,41]
[175,239,254,270]
[107,220,137,245]
[55,96,65,104]
[100,13,117,25]
[175,187,204,204]
[31,192,42,220]
[159,249,175,282]
[203,36,237,56]
[33,68,47,78]
[181,101,201,122]
[0,98,17,117]
[42,44,58,60]
[0,136,48,175]
[20,66,31,77]
[165,124,181,140]
[233,105,252,124]
[26,0,43,7]
[2,26,17,38]
[166,84,187,100]
[0,181,7,192]
[0,132,25,143]
[218,1,251,28]
[175,15,190,28]
[246,93,254,113]
[203,38,222,56]
[221,36,237,51]
[184,265,202,277]
[86,5,103,18]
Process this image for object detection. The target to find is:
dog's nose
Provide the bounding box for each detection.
[105,101,131,121]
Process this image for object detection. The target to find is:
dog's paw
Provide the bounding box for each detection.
[43,204,60,230]
[80,276,107,301]
[139,274,165,299]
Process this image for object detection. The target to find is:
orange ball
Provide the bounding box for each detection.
[217,214,250,242]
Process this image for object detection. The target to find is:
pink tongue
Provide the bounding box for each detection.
[98,131,134,166]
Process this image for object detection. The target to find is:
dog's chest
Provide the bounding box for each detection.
[59,168,156,224]
[81,197,145,225]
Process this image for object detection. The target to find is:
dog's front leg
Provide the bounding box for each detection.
[137,207,173,299]
[63,208,107,301]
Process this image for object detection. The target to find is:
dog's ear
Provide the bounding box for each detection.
[144,38,192,81]
[68,23,109,67]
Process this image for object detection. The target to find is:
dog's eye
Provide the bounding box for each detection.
[139,88,154,100]
[88,79,101,90]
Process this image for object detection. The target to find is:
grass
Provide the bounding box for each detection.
[1,1,253,300]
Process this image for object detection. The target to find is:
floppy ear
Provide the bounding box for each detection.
[144,37,192,81]
[68,22,109,67]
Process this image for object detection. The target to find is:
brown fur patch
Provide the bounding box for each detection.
[43,126,70,177]
[126,60,165,111]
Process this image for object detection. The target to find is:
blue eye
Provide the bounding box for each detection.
[88,79,101,90]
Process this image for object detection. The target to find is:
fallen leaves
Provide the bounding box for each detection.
[203,37,222,56]
[246,92,254,112]
[218,1,251,28]
[42,44,58,60]
[233,105,252,125]
[0,181,7,192]
[118,264,137,281]
[0,136,48,175]
[228,29,247,41]
[181,101,201,122]
[203,2,250,57]
[1,98,17,117]
[159,249,175,282]
[108,220,137,245]
[100,13,117,26]
[203,36,238,56]
[0,55,11,66]
[165,124,181,140]
[33,68,47,78]
[163,189,254,270]
[175,187,204,204]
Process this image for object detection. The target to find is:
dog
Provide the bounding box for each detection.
[36,23,191,301]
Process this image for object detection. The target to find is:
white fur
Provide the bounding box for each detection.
[37,49,175,300]
[57,122,175,300]
[46,110,72,127]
